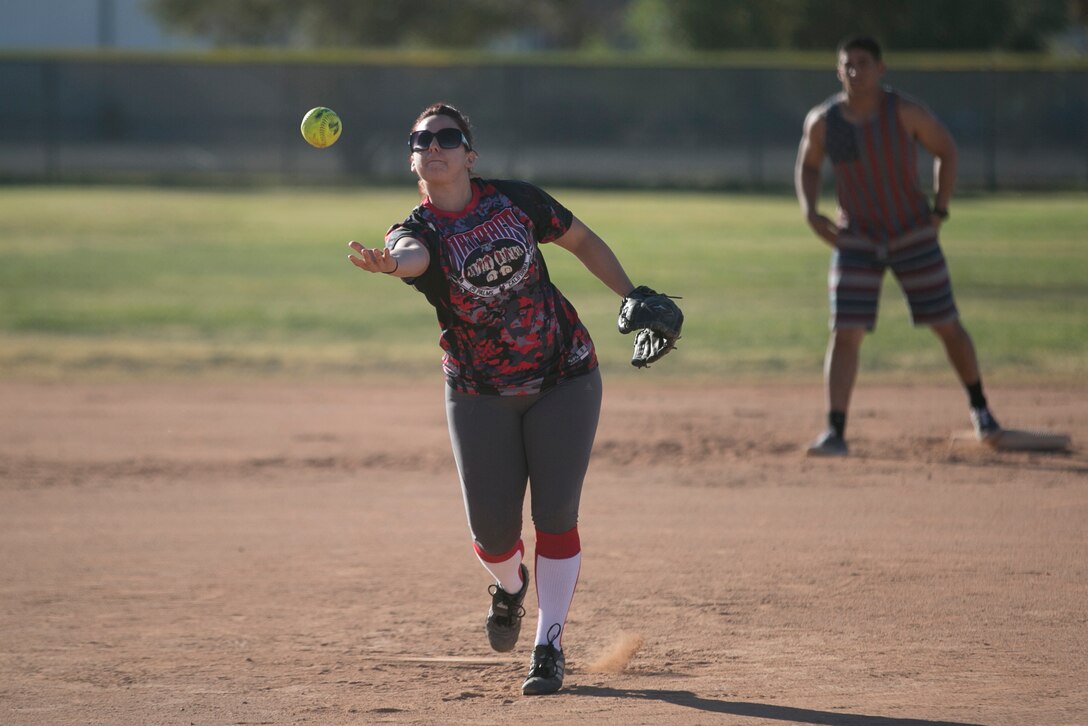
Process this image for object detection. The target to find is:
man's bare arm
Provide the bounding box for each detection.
[900,99,958,216]
[795,108,839,244]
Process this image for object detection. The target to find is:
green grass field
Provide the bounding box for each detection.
[0,185,1085,384]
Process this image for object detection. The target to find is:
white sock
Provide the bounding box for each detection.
[474,541,524,595]
[533,552,581,649]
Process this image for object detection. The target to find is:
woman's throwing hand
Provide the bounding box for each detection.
[348,241,399,275]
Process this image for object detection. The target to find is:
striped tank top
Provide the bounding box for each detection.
[824,88,932,242]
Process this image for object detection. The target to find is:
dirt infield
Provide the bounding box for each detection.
[1,380,1085,726]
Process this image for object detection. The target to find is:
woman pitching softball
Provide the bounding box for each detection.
[346,102,648,695]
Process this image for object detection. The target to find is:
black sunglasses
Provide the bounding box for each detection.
[409,128,471,152]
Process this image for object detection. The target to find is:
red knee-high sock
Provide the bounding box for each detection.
[533,527,581,650]
[473,539,525,594]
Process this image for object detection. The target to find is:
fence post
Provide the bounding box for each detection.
[985,65,998,192]
[748,68,765,189]
[43,60,60,182]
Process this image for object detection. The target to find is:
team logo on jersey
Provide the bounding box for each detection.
[445,208,534,297]
[462,238,527,291]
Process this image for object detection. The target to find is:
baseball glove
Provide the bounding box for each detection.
[617,285,684,368]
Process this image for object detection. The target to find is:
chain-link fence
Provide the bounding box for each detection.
[1,55,1085,189]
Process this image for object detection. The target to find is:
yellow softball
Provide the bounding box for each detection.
[300,107,342,149]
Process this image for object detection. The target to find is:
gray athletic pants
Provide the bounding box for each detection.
[445,368,602,556]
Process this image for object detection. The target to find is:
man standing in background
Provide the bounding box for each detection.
[794,35,1000,456]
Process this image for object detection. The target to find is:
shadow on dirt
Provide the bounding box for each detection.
[566,686,983,725]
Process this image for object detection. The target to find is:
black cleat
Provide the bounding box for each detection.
[970,407,1001,442]
[485,564,528,653]
[807,429,848,457]
[522,625,565,695]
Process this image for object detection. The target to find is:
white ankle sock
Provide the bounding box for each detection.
[533,552,581,649]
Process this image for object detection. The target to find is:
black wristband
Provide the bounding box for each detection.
[385,256,399,274]
[932,207,949,220]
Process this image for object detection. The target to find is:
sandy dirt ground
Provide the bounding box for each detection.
[1,380,1086,726]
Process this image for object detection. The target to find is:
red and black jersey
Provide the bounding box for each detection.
[822,88,933,242]
[385,178,597,395]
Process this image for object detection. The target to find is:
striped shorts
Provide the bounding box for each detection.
[829,225,959,330]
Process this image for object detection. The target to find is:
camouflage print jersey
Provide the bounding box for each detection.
[385,178,598,395]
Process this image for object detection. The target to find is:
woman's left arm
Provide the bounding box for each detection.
[551,217,636,298]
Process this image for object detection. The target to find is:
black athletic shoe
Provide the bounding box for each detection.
[522,625,565,696]
[807,429,848,457]
[970,406,1001,441]
[485,564,528,653]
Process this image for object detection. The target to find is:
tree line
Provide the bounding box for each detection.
[150,0,1085,53]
